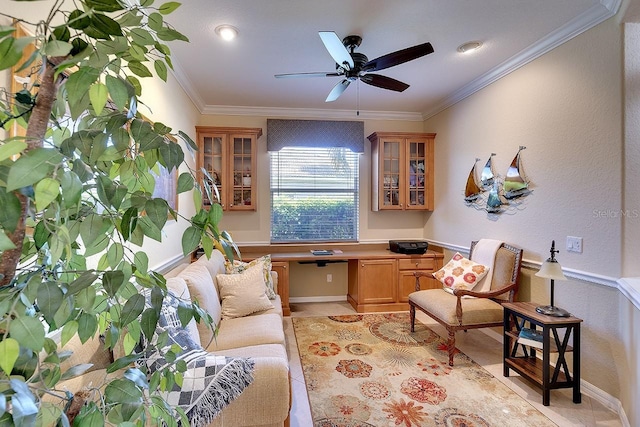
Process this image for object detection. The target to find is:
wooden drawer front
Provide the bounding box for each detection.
[398,258,436,271]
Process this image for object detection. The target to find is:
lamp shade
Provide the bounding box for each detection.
[535,260,567,281]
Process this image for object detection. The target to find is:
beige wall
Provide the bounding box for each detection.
[623,23,640,277]
[136,72,201,270]
[424,16,636,423]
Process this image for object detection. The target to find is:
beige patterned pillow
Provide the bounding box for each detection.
[433,252,489,293]
[217,263,274,319]
[225,255,277,299]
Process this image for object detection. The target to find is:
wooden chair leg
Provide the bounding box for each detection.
[410,305,416,332]
[447,330,456,366]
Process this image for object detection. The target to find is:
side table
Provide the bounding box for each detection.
[503,301,582,406]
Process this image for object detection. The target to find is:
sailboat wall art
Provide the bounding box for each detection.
[503,146,530,199]
[464,147,533,217]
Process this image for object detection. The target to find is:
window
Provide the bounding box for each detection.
[270,147,360,242]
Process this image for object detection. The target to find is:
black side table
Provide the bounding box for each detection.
[503,301,582,406]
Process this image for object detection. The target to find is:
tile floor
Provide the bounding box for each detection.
[284,302,623,427]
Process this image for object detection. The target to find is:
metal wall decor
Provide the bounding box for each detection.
[464,146,532,217]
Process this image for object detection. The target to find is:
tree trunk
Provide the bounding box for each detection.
[0,58,64,286]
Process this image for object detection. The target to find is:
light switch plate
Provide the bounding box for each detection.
[566,236,583,253]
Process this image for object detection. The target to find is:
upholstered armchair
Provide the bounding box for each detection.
[409,241,523,366]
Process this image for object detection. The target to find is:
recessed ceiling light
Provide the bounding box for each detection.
[215,25,238,41]
[457,41,482,54]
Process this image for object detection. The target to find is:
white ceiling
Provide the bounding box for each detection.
[167,0,620,119]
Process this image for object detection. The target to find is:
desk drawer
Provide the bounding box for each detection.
[398,258,436,270]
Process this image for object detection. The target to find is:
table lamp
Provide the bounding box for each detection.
[535,240,570,317]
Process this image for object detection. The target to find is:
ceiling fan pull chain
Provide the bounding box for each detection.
[357,79,360,116]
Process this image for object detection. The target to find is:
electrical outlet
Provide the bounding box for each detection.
[566,236,583,253]
[326,274,332,283]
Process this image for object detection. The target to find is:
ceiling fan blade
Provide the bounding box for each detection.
[360,74,409,92]
[326,79,351,102]
[363,42,434,72]
[275,72,342,78]
[319,31,354,70]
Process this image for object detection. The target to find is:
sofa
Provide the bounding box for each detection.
[54,249,291,427]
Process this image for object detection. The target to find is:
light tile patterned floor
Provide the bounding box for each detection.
[285,302,623,427]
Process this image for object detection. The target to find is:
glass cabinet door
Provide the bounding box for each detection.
[201,134,225,207]
[230,135,254,210]
[407,140,426,209]
[382,140,402,208]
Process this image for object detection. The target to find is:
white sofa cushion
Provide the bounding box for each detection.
[216,263,274,319]
[178,263,222,346]
[205,313,285,352]
[194,250,227,295]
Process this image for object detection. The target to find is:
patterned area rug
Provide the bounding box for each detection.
[293,313,556,427]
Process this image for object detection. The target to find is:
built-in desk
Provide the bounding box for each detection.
[239,244,444,315]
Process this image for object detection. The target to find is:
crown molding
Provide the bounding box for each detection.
[422,0,622,120]
[199,104,424,121]
[168,57,207,112]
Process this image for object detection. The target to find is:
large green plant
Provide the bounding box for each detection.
[0,1,234,425]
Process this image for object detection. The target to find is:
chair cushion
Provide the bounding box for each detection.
[409,289,504,326]
[432,252,489,293]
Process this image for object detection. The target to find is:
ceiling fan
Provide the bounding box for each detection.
[275,31,434,102]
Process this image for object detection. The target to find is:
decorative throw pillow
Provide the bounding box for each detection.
[432,252,489,293]
[225,255,277,300]
[217,263,274,318]
[178,263,222,345]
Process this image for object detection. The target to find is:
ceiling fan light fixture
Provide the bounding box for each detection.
[215,25,238,41]
[457,41,482,54]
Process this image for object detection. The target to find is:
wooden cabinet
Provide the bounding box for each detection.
[368,132,435,211]
[348,259,397,311]
[397,257,440,302]
[195,126,262,211]
[271,261,290,316]
[347,252,442,312]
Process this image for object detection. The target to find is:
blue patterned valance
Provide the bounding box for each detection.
[266,119,364,153]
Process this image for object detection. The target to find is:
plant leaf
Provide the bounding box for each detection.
[181,226,200,257]
[0,338,19,375]
[60,363,93,381]
[103,270,125,298]
[6,148,63,191]
[89,82,108,115]
[104,379,143,403]
[0,189,21,233]
[159,2,181,14]
[144,199,168,231]
[45,40,73,57]
[177,172,194,193]
[34,177,60,211]
[9,315,45,352]
[67,270,98,295]
[65,67,100,110]
[0,140,26,161]
[153,59,167,81]
[120,294,145,327]
[77,313,98,343]
[128,61,152,78]
[37,281,64,325]
[60,320,78,347]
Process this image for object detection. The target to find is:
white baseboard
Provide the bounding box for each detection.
[479,329,629,426]
[289,295,348,304]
